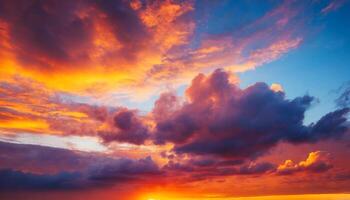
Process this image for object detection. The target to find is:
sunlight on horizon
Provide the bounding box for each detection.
[140,193,350,200]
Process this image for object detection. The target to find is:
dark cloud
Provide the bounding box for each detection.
[0,0,94,67]
[0,141,160,190]
[88,156,161,183]
[163,151,333,180]
[0,0,149,69]
[332,171,350,181]
[99,108,150,145]
[237,162,276,175]
[153,69,349,160]
[163,159,275,180]
[0,141,93,173]
[0,169,82,191]
[163,152,274,177]
[94,0,150,60]
[304,108,349,142]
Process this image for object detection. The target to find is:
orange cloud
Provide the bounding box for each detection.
[0,0,305,102]
[0,77,100,135]
[270,83,284,92]
[0,0,194,97]
[277,151,333,175]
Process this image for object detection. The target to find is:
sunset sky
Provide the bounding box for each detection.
[0,0,350,199]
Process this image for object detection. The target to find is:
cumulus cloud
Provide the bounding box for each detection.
[277,151,333,175]
[1,69,348,149]
[153,69,349,161]
[99,108,150,145]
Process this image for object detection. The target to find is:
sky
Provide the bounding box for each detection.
[0,0,350,199]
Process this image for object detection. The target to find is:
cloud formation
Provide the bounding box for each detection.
[0,141,161,190]
[0,0,193,95]
[0,77,151,145]
[1,68,348,151]
[277,151,333,175]
[336,82,350,108]
[0,0,316,98]
[99,108,150,145]
[153,69,349,161]
[0,169,81,191]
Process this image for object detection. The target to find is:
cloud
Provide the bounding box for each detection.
[0,0,322,100]
[0,0,195,95]
[161,150,334,181]
[0,141,92,173]
[0,77,150,145]
[163,158,275,181]
[277,151,333,175]
[336,82,350,108]
[0,0,149,65]
[99,108,150,145]
[321,0,347,14]
[270,83,284,93]
[0,77,101,136]
[146,0,305,84]
[0,169,82,191]
[1,69,349,149]
[0,141,161,190]
[236,162,276,175]
[88,156,161,183]
[153,69,349,161]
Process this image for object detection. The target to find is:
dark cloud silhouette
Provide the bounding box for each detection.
[0,141,91,173]
[0,169,82,191]
[164,159,275,179]
[99,108,150,145]
[88,156,161,183]
[0,141,160,190]
[153,69,349,160]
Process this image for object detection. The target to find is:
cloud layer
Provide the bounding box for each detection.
[0,0,311,97]
[0,141,161,191]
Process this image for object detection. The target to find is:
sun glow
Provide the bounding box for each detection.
[141,194,350,200]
